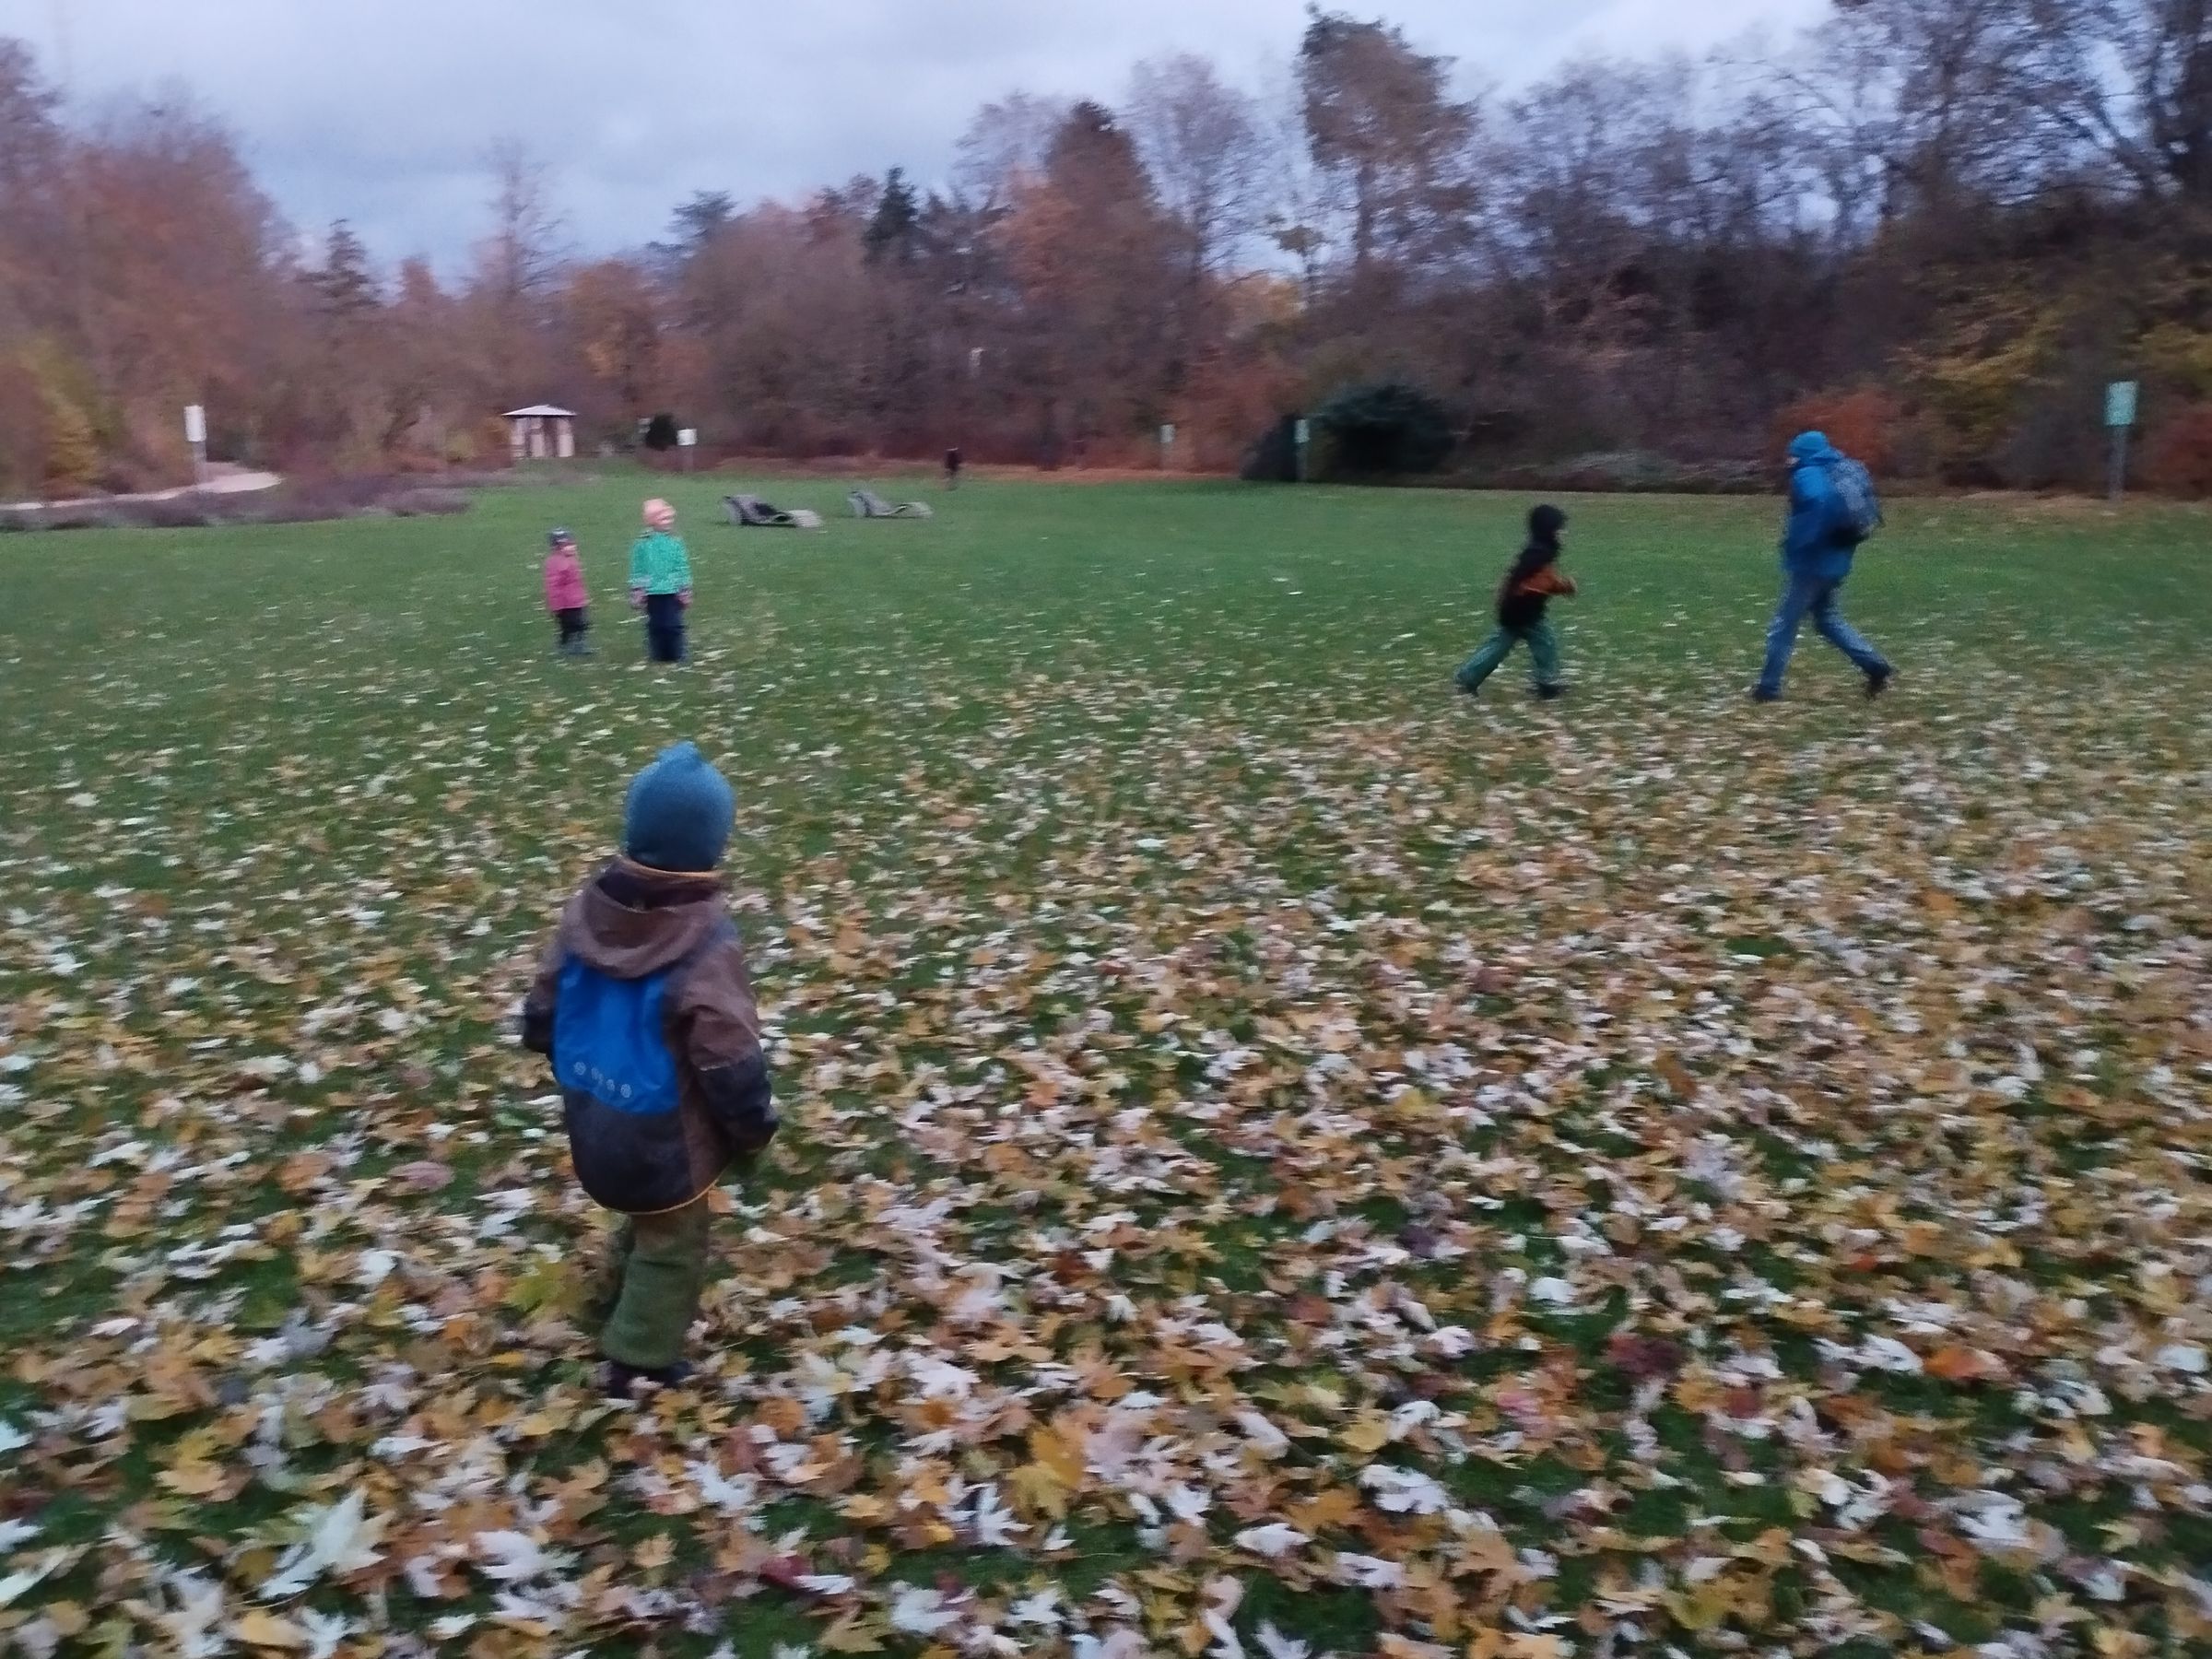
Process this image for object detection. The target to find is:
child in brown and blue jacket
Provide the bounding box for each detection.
[522,741,776,1394]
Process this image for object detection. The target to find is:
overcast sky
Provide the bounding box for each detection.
[7,0,1827,273]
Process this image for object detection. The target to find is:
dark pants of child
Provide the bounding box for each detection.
[1457,619,1562,695]
[644,593,686,664]
[588,1197,712,1371]
[554,607,589,654]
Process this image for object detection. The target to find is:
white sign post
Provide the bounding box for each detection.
[677,427,698,473]
[2105,382,2137,503]
[1293,417,1311,483]
[183,404,207,487]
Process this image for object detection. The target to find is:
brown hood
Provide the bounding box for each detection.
[562,859,728,978]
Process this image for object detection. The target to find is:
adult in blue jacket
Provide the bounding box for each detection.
[1754,431,1893,701]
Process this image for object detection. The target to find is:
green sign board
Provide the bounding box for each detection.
[2106,382,2139,429]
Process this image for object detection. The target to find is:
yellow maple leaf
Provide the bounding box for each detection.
[1029,1422,1086,1489]
[159,1461,226,1498]
[505,1259,571,1315]
[42,1603,88,1639]
[1290,1488,1360,1534]
[1663,1583,1733,1632]
[1009,1458,1073,1519]
[818,1614,886,1653]
[230,1610,309,1650]
[1341,1413,1392,1455]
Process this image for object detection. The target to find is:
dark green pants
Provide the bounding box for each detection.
[1456,618,1561,692]
[588,1197,712,1370]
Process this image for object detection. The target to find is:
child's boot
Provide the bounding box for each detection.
[604,1358,695,1398]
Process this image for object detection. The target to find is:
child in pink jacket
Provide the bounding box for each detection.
[545,528,592,657]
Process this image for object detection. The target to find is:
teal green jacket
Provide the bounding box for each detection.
[629,531,692,595]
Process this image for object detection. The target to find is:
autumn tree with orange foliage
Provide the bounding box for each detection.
[2,3,2208,493]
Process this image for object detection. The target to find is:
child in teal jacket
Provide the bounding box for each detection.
[629,499,693,664]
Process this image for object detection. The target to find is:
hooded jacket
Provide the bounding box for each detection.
[628,530,692,597]
[1497,505,1577,630]
[544,545,587,612]
[522,860,775,1213]
[1782,432,1856,581]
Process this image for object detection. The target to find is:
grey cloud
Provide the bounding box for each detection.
[12,0,1824,271]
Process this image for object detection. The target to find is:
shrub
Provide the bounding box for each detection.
[1772,389,1906,473]
[387,488,471,517]
[218,484,360,526]
[1240,416,1302,482]
[1467,452,1771,495]
[641,413,679,452]
[1312,382,1454,477]
[0,358,48,500]
[2143,404,2212,498]
[1,473,487,531]
[133,495,218,529]
[24,501,130,531]
[41,389,100,498]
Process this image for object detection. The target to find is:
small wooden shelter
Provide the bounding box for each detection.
[503,405,577,461]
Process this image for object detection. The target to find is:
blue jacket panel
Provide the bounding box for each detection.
[1781,432,1854,581]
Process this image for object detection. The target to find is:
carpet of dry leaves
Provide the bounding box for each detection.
[1,485,2208,1659]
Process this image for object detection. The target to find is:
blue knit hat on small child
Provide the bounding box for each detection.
[622,742,735,873]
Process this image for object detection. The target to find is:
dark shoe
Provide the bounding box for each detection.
[1535,683,1569,701]
[1749,687,1782,703]
[604,1359,694,1398]
[1865,666,1893,700]
[1455,681,1479,700]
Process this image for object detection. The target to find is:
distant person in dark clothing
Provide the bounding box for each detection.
[1457,505,1577,700]
[944,446,963,489]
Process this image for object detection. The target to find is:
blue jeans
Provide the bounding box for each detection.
[1757,570,1888,696]
[644,593,687,664]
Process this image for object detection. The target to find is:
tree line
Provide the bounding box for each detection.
[2,1,2209,500]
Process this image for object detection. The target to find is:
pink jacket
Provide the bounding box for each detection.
[544,547,587,611]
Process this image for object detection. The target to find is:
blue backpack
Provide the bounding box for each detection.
[553,953,686,1118]
[551,931,734,1212]
[1828,456,1883,545]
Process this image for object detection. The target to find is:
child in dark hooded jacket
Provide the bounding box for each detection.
[1456,504,1576,700]
[522,741,775,1394]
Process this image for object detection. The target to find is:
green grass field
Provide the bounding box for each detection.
[1,474,2208,1657]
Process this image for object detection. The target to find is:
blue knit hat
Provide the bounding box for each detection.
[622,742,734,873]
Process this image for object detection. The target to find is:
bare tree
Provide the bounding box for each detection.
[1124,53,1265,280]
[1771,0,2041,223]
[2010,0,2212,206]
[952,93,1070,208]
[475,138,569,311]
[468,138,569,399]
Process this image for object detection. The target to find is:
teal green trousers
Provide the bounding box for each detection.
[588,1197,712,1371]
[1456,619,1561,693]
